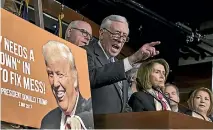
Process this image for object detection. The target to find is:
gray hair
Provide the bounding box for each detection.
[65,20,82,40]
[100,15,129,34]
[165,83,179,96]
[42,40,76,69]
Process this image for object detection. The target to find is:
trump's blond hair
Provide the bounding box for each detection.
[42,40,78,89]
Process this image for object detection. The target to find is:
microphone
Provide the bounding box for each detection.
[154,88,206,121]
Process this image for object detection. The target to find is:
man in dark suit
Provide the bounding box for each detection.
[41,41,94,129]
[164,83,186,113]
[40,95,93,129]
[83,15,161,114]
[65,20,93,46]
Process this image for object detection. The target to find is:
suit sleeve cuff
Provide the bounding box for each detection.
[123,58,133,72]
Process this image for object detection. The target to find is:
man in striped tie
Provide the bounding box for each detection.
[41,41,94,130]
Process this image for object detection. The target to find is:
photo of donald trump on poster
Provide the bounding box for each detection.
[40,41,94,129]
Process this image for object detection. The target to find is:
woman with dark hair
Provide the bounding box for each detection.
[186,87,213,122]
[128,59,171,112]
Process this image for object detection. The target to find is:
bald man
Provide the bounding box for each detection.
[65,20,92,46]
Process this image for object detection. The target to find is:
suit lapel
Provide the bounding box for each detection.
[94,42,109,66]
[114,82,124,103]
[145,92,156,111]
[53,107,62,129]
[94,43,123,102]
[75,94,84,115]
[122,80,128,110]
[113,58,124,103]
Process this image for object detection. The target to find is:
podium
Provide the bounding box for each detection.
[94,111,213,129]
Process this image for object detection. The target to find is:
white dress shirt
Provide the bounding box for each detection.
[173,107,179,112]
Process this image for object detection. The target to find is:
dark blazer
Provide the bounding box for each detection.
[40,94,94,129]
[82,42,132,114]
[128,91,171,112]
[177,106,187,114]
[184,110,213,122]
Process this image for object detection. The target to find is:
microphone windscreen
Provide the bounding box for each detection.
[165,94,170,98]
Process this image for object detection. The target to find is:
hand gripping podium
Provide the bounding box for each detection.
[94,111,213,129]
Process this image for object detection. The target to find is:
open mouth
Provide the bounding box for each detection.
[199,104,205,107]
[55,90,66,101]
[80,41,87,46]
[112,44,120,51]
[82,41,87,45]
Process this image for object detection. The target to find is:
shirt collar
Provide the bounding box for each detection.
[147,88,156,96]
[173,107,179,112]
[98,41,110,59]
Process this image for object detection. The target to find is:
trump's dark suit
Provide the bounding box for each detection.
[40,94,94,129]
[82,42,132,114]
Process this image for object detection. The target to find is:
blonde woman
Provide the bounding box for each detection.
[186,87,213,122]
[128,59,172,112]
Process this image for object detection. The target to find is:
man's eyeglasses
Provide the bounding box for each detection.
[71,28,93,41]
[103,28,129,43]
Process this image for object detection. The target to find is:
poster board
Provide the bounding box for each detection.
[1,9,93,129]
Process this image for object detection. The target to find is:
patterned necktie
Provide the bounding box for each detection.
[109,57,123,97]
[157,92,167,110]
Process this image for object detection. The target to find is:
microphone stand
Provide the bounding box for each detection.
[154,88,206,121]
